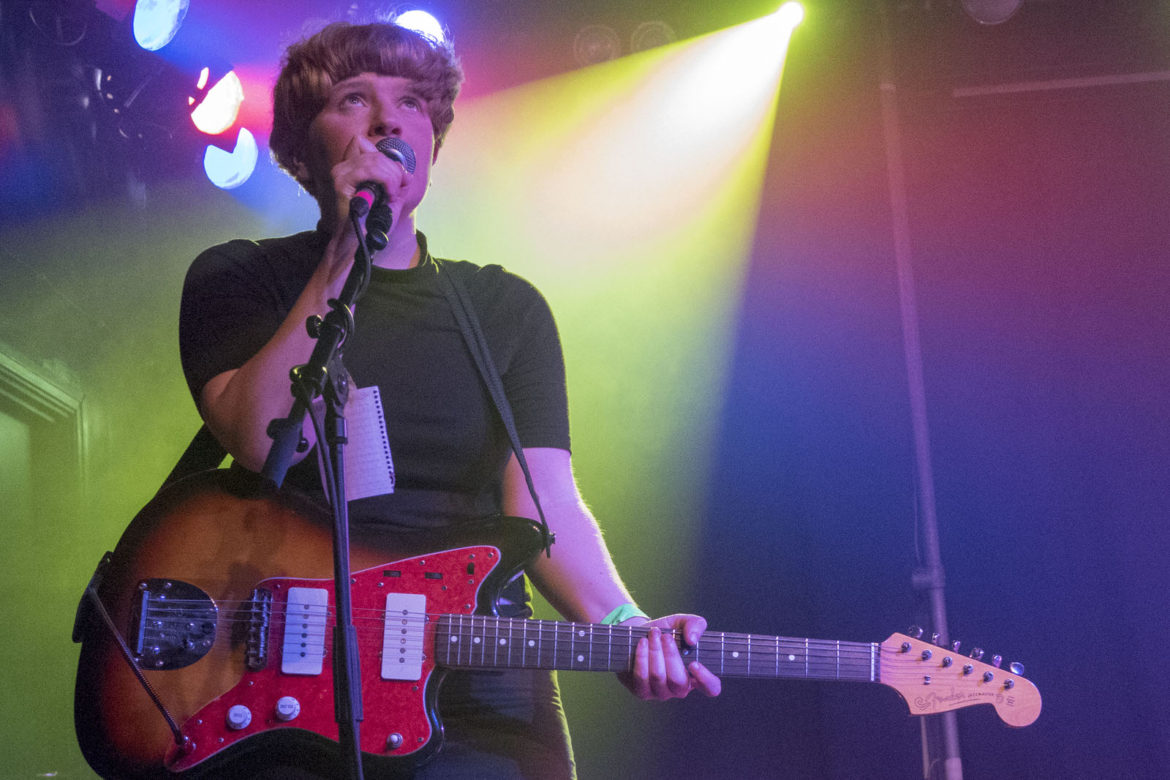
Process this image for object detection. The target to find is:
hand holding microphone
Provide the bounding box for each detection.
[348,138,418,218]
[348,138,417,252]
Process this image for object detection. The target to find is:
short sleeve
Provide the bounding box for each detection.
[178,233,319,408]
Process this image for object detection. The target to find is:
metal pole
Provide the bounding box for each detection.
[874,3,963,778]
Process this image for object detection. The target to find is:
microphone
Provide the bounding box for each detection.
[349,138,418,218]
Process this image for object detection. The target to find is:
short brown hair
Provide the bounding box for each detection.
[270,22,463,177]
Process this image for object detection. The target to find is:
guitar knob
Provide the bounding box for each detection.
[275,696,301,722]
[992,654,1003,668]
[226,704,252,730]
[387,733,405,750]
[969,647,984,661]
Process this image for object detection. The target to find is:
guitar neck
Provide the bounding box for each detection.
[435,615,878,683]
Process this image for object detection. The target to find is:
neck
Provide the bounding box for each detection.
[371,215,420,270]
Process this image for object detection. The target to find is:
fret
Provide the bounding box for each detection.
[605,623,611,671]
[588,623,594,671]
[552,620,559,669]
[521,618,527,668]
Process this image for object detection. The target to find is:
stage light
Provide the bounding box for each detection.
[395,10,446,44]
[204,127,257,189]
[190,69,244,135]
[574,25,621,67]
[776,2,804,30]
[631,21,677,53]
[132,0,190,51]
[961,0,1023,25]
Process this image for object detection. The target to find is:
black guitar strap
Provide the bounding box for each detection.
[162,422,227,489]
[435,258,553,555]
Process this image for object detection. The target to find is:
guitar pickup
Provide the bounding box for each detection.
[281,588,328,675]
[382,593,426,681]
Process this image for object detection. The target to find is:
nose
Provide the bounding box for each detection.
[370,102,402,140]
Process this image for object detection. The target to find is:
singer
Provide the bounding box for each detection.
[178,19,720,778]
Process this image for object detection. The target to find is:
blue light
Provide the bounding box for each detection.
[133,0,191,52]
[204,128,258,189]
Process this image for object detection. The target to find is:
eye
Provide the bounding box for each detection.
[401,96,423,111]
[340,91,366,107]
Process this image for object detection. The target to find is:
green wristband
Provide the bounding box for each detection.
[600,603,650,625]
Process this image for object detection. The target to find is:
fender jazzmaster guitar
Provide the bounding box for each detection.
[74,470,1041,778]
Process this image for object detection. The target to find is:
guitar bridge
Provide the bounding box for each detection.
[245,588,273,671]
[131,579,217,670]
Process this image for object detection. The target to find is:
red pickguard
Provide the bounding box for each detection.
[167,545,501,772]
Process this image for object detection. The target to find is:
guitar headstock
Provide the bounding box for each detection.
[878,633,1041,727]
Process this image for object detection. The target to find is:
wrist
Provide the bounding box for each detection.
[600,603,650,626]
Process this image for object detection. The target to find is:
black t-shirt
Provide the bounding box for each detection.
[179,230,570,531]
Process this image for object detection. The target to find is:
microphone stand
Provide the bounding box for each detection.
[261,203,389,780]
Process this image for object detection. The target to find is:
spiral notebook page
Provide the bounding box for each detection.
[328,385,395,501]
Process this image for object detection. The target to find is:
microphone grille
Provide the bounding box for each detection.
[376,138,417,174]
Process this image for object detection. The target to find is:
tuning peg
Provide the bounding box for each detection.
[969,647,984,661]
[1009,661,1025,676]
[908,625,924,639]
[950,640,962,653]
[991,654,1003,668]
[931,632,940,645]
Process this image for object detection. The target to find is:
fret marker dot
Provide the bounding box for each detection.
[788,654,796,662]
[527,640,536,647]
[499,639,507,646]
[732,651,740,659]
[578,630,585,638]
[576,654,584,662]
[450,637,458,643]
[473,638,481,644]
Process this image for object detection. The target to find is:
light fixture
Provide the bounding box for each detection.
[776,2,804,30]
[961,0,1023,25]
[394,10,446,44]
[132,0,190,51]
[190,70,244,135]
[204,127,258,189]
[573,25,621,67]
[631,21,676,54]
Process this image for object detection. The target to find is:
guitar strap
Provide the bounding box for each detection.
[160,257,552,554]
[434,258,553,555]
[162,422,227,489]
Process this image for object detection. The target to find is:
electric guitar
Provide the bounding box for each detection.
[74,469,1041,779]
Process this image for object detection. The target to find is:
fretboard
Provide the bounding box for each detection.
[435,615,879,682]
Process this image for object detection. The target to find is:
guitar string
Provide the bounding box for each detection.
[136,606,884,676]
[137,600,951,664]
